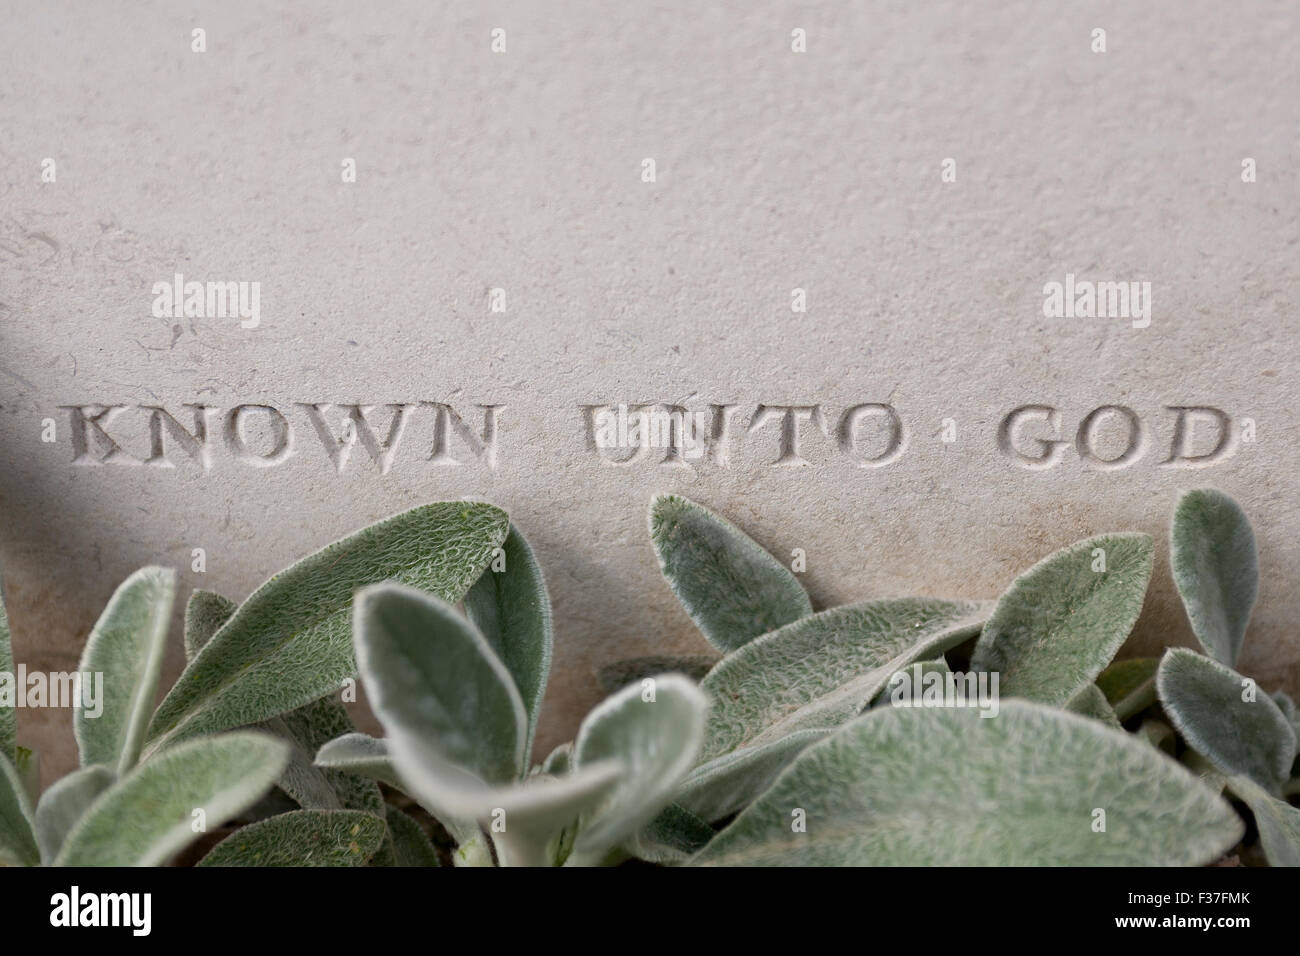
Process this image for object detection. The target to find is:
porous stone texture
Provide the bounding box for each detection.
[1,1,1297,785]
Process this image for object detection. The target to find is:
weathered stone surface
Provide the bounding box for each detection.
[1,2,1297,785]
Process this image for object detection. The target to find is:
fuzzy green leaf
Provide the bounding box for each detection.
[971,534,1154,705]
[315,733,403,790]
[694,701,1243,866]
[198,809,384,867]
[270,696,382,815]
[871,658,952,709]
[55,731,288,866]
[1228,775,1300,867]
[355,583,525,816]
[1066,683,1123,729]
[1156,647,1295,793]
[0,561,15,761]
[700,598,990,761]
[383,805,441,867]
[1096,657,1159,721]
[184,589,236,663]
[627,803,715,863]
[572,674,708,854]
[147,502,509,750]
[675,729,830,823]
[0,752,39,866]
[1170,489,1258,666]
[465,525,552,771]
[649,495,812,652]
[75,567,176,775]
[596,655,720,695]
[33,765,114,864]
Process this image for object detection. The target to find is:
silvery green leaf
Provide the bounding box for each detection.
[871,658,951,709]
[14,745,37,806]
[383,805,440,867]
[572,674,708,855]
[269,696,382,815]
[56,731,289,866]
[1096,657,1159,721]
[1066,683,1123,729]
[1228,775,1300,867]
[183,589,236,663]
[674,729,830,822]
[0,751,38,866]
[1271,691,1300,758]
[626,803,715,864]
[465,525,552,770]
[700,598,989,761]
[649,495,812,652]
[1156,647,1295,793]
[693,700,1242,866]
[1170,489,1258,666]
[487,763,624,866]
[75,567,175,775]
[540,742,571,776]
[971,534,1154,705]
[198,809,385,867]
[596,654,719,695]
[147,502,509,751]
[354,583,526,817]
[315,733,402,790]
[33,764,114,864]
[0,561,15,761]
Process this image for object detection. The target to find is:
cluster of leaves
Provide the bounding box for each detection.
[601,489,1297,865]
[2,488,1296,866]
[1,502,510,866]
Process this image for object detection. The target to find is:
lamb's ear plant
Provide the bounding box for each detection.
[316,522,710,866]
[2,501,508,867]
[634,490,1297,866]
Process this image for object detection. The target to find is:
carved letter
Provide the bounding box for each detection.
[142,404,217,469]
[224,404,293,467]
[1076,405,1144,470]
[748,405,826,466]
[298,403,415,475]
[837,404,904,467]
[60,405,139,466]
[1161,406,1235,467]
[998,405,1067,469]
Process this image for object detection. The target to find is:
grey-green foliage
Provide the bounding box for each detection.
[596,654,719,695]
[0,560,15,761]
[198,809,384,867]
[649,494,812,652]
[74,567,175,775]
[345,580,707,866]
[694,701,1243,866]
[33,765,114,864]
[384,805,440,867]
[147,501,509,751]
[1096,657,1159,721]
[1156,648,1295,793]
[1170,488,1258,666]
[971,534,1154,705]
[1066,683,1123,729]
[56,731,289,866]
[355,582,526,807]
[465,525,553,765]
[0,751,38,866]
[571,676,707,857]
[699,598,990,761]
[184,589,237,662]
[315,733,402,789]
[1228,775,1300,867]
